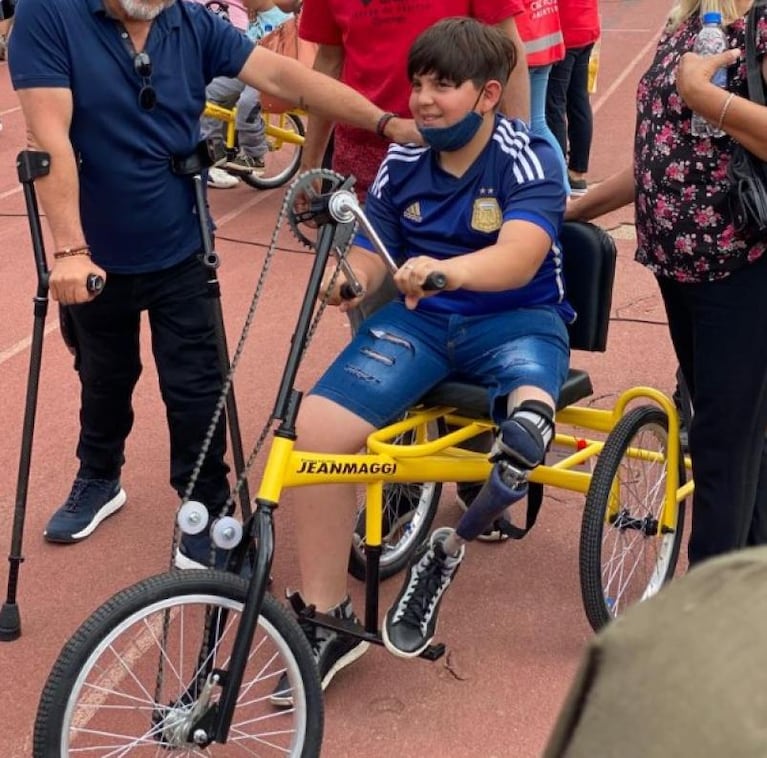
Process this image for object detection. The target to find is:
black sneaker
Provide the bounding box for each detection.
[270,594,369,707]
[569,176,589,197]
[456,483,512,542]
[383,527,464,658]
[225,151,266,175]
[44,477,126,543]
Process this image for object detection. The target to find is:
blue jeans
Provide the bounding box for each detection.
[312,301,570,428]
[529,65,570,192]
[546,44,595,174]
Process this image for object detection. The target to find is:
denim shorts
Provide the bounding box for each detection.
[312,301,570,427]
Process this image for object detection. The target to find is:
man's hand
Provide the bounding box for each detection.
[49,257,106,305]
[383,117,423,146]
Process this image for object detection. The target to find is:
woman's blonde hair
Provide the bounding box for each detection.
[667,0,743,30]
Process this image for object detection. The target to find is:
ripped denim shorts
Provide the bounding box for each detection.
[311,300,569,428]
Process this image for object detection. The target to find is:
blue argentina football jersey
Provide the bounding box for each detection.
[354,114,573,320]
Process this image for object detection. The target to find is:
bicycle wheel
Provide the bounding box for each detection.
[241,112,304,190]
[579,405,686,632]
[34,570,323,756]
[348,423,442,581]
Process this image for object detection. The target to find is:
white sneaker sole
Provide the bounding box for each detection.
[46,488,127,542]
[173,550,209,570]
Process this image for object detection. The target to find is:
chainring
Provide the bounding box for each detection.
[285,168,358,249]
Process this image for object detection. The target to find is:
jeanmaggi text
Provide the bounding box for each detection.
[296,460,397,475]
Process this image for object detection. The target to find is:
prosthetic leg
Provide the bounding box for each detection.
[0,151,103,641]
[456,400,554,542]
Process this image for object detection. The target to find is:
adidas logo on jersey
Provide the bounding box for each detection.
[403,202,422,222]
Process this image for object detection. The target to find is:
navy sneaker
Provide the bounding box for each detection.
[44,478,126,543]
[174,531,230,571]
[270,594,369,707]
[174,531,258,581]
[383,527,464,658]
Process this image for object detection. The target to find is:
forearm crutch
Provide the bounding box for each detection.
[189,171,252,520]
[0,151,103,641]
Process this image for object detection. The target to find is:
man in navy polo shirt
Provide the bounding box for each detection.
[7,0,419,568]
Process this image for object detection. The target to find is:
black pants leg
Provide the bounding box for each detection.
[564,44,594,174]
[69,277,143,480]
[70,256,230,511]
[657,256,767,565]
[144,257,230,510]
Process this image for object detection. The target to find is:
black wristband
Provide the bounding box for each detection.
[376,111,397,139]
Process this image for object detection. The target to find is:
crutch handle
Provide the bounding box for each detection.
[86,274,104,294]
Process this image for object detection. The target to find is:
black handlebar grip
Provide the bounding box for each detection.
[340,281,364,300]
[86,274,105,294]
[422,271,447,291]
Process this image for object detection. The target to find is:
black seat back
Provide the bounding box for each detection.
[560,220,617,353]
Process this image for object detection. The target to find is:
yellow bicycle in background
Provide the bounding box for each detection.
[204,101,305,190]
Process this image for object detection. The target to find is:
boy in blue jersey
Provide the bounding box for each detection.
[271,16,570,703]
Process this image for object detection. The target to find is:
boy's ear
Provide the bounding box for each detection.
[481,80,504,112]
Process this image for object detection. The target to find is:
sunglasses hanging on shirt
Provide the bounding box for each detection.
[115,21,158,112]
[133,52,157,111]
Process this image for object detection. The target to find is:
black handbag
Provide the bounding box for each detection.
[728,0,767,231]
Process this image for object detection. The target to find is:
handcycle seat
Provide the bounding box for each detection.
[419,369,593,417]
[417,220,617,419]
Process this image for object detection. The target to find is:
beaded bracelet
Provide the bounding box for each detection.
[716,92,736,132]
[53,245,91,260]
[376,111,397,139]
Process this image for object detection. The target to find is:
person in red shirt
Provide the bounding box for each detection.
[545,0,600,195]
[298,0,529,203]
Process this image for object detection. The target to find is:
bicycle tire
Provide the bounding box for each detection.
[579,405,686,632]
[241,112,304,190]
[34,570,323,756]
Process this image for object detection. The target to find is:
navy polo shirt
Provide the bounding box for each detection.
[9,0,253,273]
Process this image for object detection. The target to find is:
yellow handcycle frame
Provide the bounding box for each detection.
[259,388,691,554]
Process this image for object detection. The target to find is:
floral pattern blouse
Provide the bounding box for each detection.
[634,8,767,282]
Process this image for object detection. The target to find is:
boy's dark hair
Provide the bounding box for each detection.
[407,17,517,89]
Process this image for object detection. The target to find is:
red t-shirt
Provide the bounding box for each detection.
[299,0,524,197]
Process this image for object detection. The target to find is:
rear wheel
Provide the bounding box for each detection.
[34,570,323,756]
[579,406,686,632]
[241,111,304,190]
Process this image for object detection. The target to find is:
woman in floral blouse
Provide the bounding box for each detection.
[568,0,767,567]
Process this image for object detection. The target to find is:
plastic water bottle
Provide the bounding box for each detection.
[690,12,729,137]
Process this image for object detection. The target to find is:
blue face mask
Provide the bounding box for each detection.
[417,89,485,152]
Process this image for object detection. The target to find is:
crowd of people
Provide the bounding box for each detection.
[6,0,767,747]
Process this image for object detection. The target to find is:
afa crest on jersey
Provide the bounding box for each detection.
[471,196,502,233]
